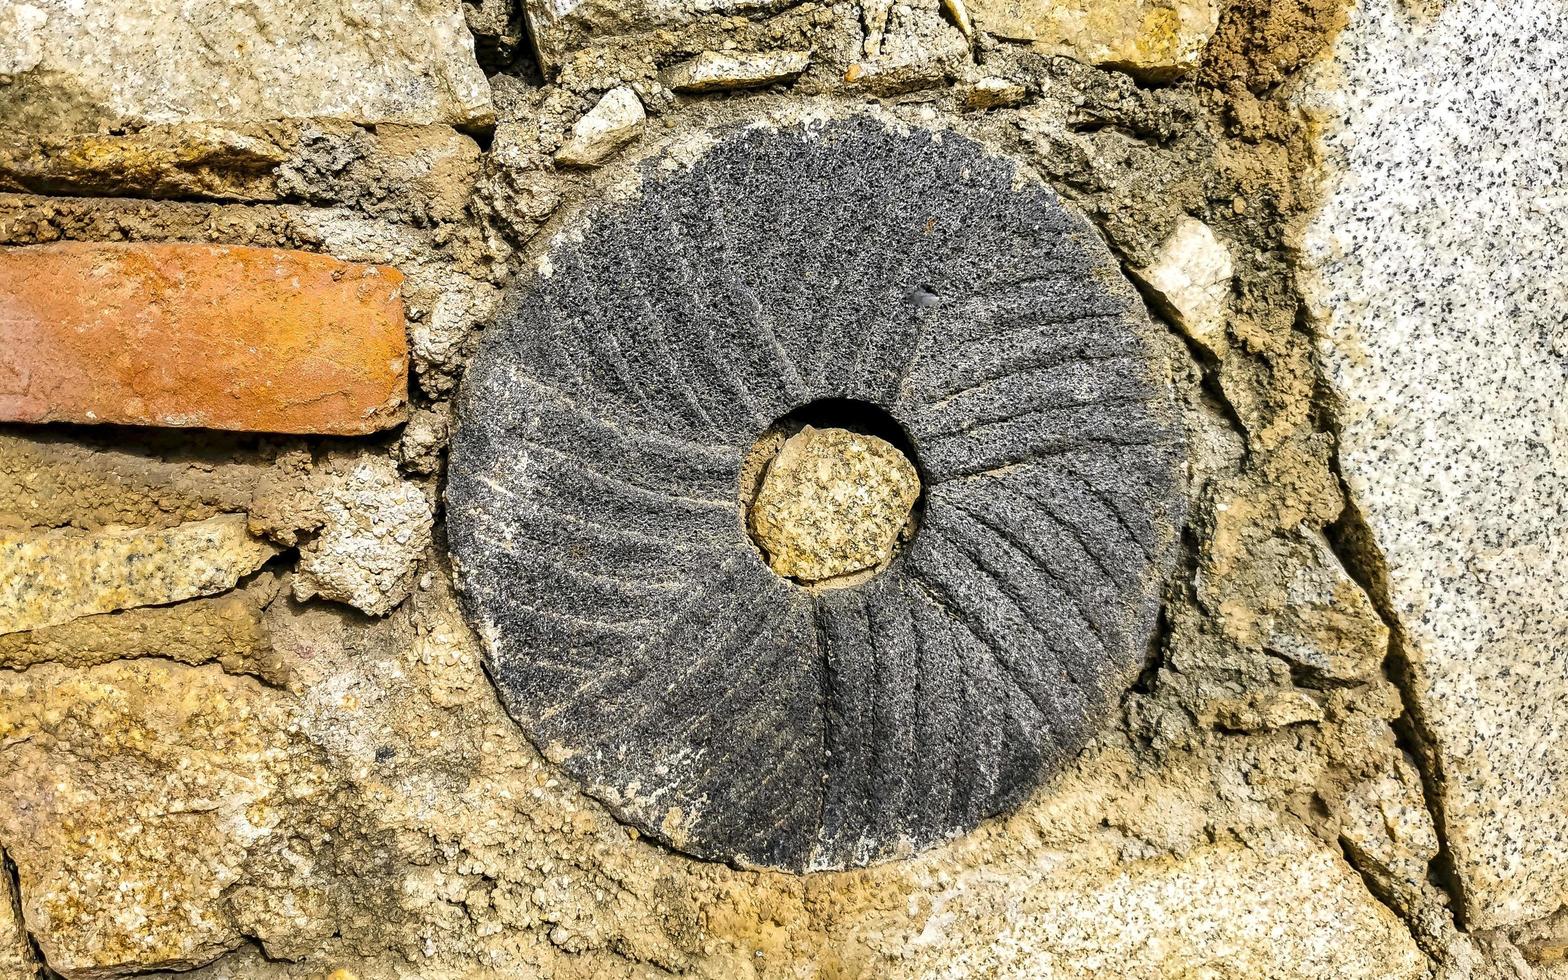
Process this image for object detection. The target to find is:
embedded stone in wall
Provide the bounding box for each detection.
[967,0,1221,81]
[955,829,1427,979]
[1300,0,1568,929]
[845,1,971,95]
[748,426,921,586]
[0,514,279,636]
[1131,216,1234,356]
[446,116,1186,871]
[0,243,408,435]
[0,0,492,135]
[522,0,800,76]
[554,87,646,167]
[659,50,812,92]
[0,661,325,976]
[0,578,283,683]
[291,457,436,618]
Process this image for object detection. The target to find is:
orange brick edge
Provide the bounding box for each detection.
[0,241,409,435]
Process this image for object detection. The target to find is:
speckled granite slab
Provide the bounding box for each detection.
[1301,0,1568,930]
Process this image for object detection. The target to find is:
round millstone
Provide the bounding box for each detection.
[747,424,920,588]
[446,115,1186,871]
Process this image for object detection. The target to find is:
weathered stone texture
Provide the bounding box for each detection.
[660,50,812,92]
[554,87,645,167]
[0,429,270,532]
[0,577,283,683]
[0,858,35,980]
[917,829,1428,979]
[0,0,492,134]
[1130,216,1234,357]
[0,661,327,977]
[846,1,971,94]
[523,0,799,75]
[1301,0,1568,930]
[291,458,435,617]
[748,426,920,586]
[0,122,482,222]
[967,0,1221,80]
[448,116,1185,871]
[0,515,278,635]
[0,243,409,435]
[0,560,1432,980]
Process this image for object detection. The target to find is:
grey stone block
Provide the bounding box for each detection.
[447,115,1185,871]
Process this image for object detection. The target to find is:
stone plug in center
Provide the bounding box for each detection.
[743,406,923,590]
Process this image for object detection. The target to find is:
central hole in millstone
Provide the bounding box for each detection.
[739,399,924,590]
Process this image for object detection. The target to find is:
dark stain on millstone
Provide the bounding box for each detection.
[445,115,1187,872]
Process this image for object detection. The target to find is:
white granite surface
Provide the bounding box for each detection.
[1301,0,1568,930]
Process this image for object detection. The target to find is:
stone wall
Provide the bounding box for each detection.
[0,0,1561,977]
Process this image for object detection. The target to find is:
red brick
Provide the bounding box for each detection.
[0,242,408,435]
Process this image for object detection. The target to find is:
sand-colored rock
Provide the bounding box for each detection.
[748,426,920,586]
[0,242,408,435]
[0,0,492,134]
[965,75,1029,109]
[0,122,481,223]
[878,828,1427,979]
[0,125,289,201]
[1131,216,1235,356]
[0,515,279,636]
[1336,760,1441,901]
[0,661,328,977]
[554,87,645,167]
[0,428,272,532]
[1209,529,1390,684]
[0,576,282,683]
[968,0,1221,80]
[660,50,812,92]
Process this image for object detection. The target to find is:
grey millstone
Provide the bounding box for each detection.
[446,116,1185,871]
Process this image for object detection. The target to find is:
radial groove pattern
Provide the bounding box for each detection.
[447,116,1186,871]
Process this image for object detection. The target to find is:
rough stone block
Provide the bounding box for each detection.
[0,514,279,636]
[0,0,492,134]
[291,457,435,618]
[0,857,36,979]
[1301,0,1568,929]
[554,87,645,167]
[748,426,921,586]
[967,0,1221,81]
[965,829,1428,978]
[1130,216,1234,356]
[659,50,812,92]
[447,115,1185,871]
[0,242,409,435]
[0,578,283,683]
[523,0,799,75]
[0,661,321,976]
